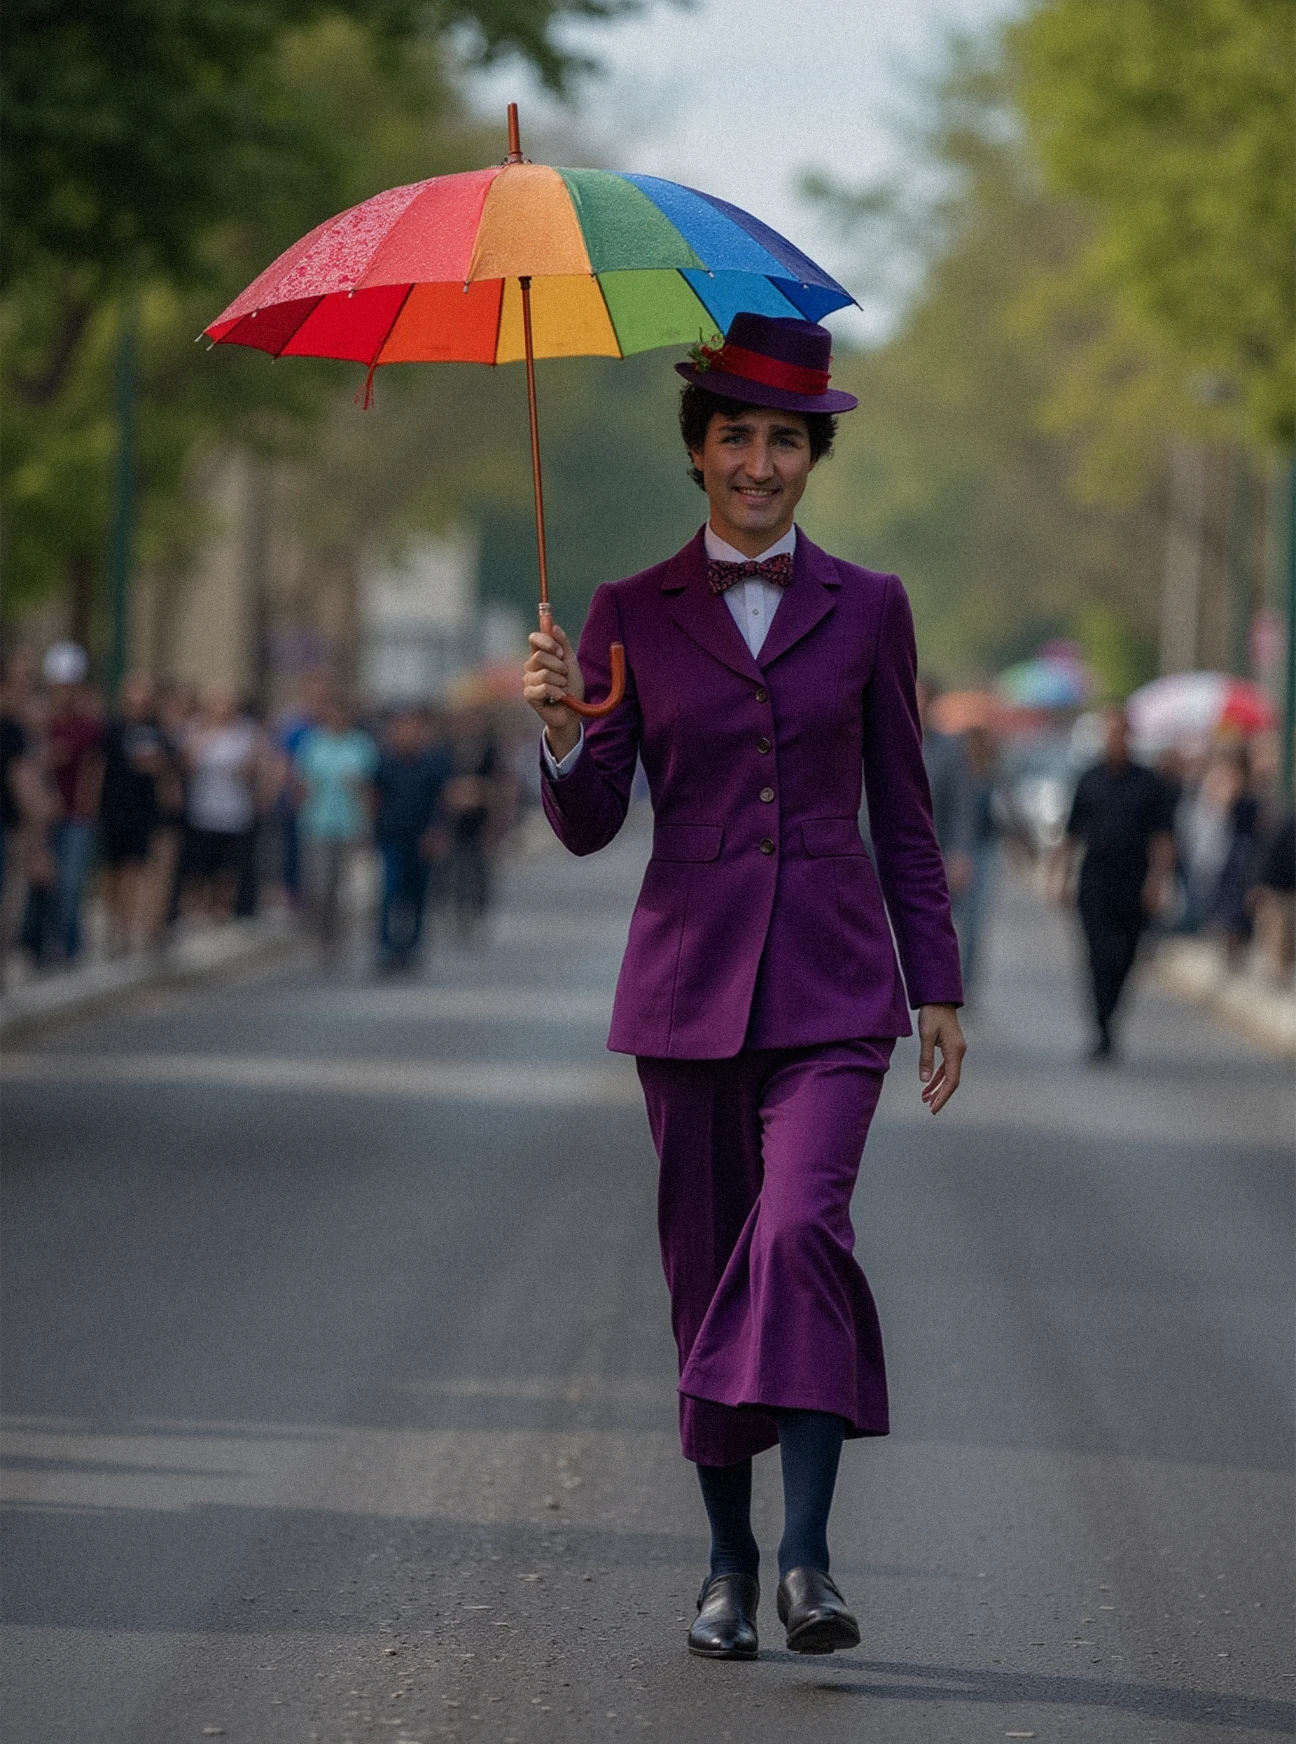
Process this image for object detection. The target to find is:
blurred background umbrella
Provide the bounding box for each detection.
[929,689,1003,735]
[1127,671,1277,751]
[995,645,1092,711]
[205,104,856,715]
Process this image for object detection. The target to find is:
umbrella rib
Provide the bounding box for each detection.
[268,297,325,360]
[489,278,505,366]
[370,283,417,369]
[590,271,625,360]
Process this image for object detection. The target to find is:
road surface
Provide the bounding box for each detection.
[2,806,1292,1742]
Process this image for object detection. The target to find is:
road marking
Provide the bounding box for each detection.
[0,1052,643,1108]
[275,986,613,1022]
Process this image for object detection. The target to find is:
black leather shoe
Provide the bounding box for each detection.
[776,1567,860,1654]
[687,1572,760,1659]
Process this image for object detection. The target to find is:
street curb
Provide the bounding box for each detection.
[1151,939,1296,1060]
[0,913,307,1041]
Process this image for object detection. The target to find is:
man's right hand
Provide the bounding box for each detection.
[524,626,583,762]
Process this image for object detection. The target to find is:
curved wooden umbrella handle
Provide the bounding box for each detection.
[563,642,625,718]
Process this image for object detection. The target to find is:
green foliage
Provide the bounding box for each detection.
[0,0,635,288]
[1010,0,1296,448]
[802,42,1166,683]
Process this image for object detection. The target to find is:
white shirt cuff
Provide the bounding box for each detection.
[542,724,584,778]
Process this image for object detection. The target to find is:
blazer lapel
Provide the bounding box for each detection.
[756,533,841,669]
[661,529,764,684]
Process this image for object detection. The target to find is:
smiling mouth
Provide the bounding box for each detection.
[734,486,779,502]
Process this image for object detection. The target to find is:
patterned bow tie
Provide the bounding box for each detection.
[706,551,795,595]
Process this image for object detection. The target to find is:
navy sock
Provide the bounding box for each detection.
[696,1459,760,1579]
[776,1409,845,1579]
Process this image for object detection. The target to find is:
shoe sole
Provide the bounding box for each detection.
[785,1614,861,1654]
[687,1643,759,1660]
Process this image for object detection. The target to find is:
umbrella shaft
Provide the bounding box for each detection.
[519,275,550,611]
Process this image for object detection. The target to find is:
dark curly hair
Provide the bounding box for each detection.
[679,384,837,489]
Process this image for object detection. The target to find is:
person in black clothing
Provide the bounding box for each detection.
[1059,706,1176,1061]
[371,709,451,972]
[99,674,164,953]
[444,706,502,942]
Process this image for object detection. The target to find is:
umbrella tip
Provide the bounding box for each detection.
[506,102,524,164]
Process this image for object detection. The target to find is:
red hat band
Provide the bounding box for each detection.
[714,343,831,398]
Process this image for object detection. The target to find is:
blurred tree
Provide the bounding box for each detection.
[1,0,634,288]
[1,2,643,634]
[801,44,1165,687]
[1010,0,1295,452]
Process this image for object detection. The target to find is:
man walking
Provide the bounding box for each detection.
[1058,706,1176,1060]
[371,709,450,972]
[524,312,965,1662]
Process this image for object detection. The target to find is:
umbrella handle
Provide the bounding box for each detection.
[538,603,626,719]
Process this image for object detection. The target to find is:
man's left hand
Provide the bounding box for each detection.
[918,1002,966,1115]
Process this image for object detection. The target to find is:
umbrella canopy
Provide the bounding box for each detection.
[205,105,858,723]
[995,654,1090,711]
[203,164,855,369]
[1127,672,1276,749]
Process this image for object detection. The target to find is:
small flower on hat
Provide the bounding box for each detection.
[686,333,725,372]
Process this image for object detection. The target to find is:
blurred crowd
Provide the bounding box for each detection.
[916,678,1295,1051]
[3,641,1292,1048]
[0,643,534,986]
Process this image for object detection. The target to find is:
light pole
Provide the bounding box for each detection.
[1283,456,1296,800]
[106,298,138,702]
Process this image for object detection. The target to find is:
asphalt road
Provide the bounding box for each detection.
[2,806,1293,1744]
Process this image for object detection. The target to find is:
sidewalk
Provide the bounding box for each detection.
[0,908,303,1037]
[1151,935,1296,1060]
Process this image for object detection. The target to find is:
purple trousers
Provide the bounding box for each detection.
[636,1038,894,1467]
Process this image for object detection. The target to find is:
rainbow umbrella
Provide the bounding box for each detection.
[205,105,856,716]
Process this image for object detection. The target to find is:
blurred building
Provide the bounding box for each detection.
[360,529,480,704]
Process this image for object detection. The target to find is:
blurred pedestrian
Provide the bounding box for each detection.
[39,642,103,961]
[1056,706,1176,1062]
[955,722,1001,1003]
[98,674,163,955]
[272,668,331,910]
[1248,809,1295,981]
[294,693,378,963]
[1205,746,1261,966]
[13,689,63,969]
[372,708,451,973]
[0,655,46,979]
[916,677,974,907]
[181,690,260,921]
[145,684,193,943]
[444,705,503,942]
[1176,748,1241,935]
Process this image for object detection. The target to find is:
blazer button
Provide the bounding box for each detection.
[754,686,768,703]
[756,736,772,753]
[759,787,775,803]
[759,837,776,854]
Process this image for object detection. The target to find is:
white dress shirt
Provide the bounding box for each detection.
[543,524,797,778]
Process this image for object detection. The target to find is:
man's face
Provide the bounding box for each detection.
[1104,709,1130,764]
[690,407,814,549]
[388,713,422,755]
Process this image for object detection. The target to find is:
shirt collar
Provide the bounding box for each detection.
[704,523,797,566]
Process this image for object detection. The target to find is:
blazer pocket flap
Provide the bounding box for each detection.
[652,823,723,862]
[803,818,867,857]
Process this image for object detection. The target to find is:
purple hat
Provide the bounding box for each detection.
[675,311,857,414]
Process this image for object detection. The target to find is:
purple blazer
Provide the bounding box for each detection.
[541,527,963,1059]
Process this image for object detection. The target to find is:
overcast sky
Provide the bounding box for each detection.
[466,0,1023,342]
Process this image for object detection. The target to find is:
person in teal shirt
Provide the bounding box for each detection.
[294,695,378,962]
